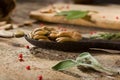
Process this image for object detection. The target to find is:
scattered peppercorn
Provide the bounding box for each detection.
[26,66,31,70]
[60,27,66,31]
[57,25,62,29]
[66,5,70,9]
[116,16,119,20]
[38,75,43,80]
[62,28,67,31]
[40,23,44,27]
[102,16,106,18]
[18,53,23,59]
[18,53,24,62]
[90,31,96,35]
[25,45,30,49]
[61,6,64,9]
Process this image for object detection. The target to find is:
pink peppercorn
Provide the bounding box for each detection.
[18,54,23,59]
[61,28,67,31]
[26,66,31,70]
[90,31,96,35]
[40,23,44,27]
[116,16,119,20]
[66,5,70,9]
[102,16,106,18]
[57,25,62,29]
[25,45,30,49]
[18,54,24,62]
[38,75,43,80]
[61,6,64,9]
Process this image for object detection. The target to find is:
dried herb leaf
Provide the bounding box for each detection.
[56,10,89,19]
[52,52,118,75]
[76,52,117,75]
[52,59,77,70]
[90,32,120,40]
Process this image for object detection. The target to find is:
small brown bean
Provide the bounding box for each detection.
[38,39,51,42]
[0,30,13,38]
[56,37,76,43]
[0,21,7,26]
[49,33,58,39]
[57,31,72,38]
[1,24,13,30]
[34,30,49,36]
[33,35,48,40]
[43,27,55,31]
[72,32,82,41]
[14,30,25,38]
[32,28,43,35]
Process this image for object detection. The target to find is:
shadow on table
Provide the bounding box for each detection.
[30,47,120,61]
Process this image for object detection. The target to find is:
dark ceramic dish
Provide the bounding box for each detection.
[25,35,120,51]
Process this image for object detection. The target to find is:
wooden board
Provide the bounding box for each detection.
[30,4,120,30]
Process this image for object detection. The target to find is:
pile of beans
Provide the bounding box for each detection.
[30,26,82,43]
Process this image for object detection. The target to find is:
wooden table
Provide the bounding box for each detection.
[0,0,120,80]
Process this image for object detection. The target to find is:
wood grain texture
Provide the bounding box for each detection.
[30,4,120,30]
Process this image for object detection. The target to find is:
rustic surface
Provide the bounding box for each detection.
[30,4,120,30]
[0,0,120,80]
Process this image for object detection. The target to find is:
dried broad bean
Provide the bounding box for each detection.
[56,37,76,43]
[2,24,13,30]
[33,35,48,40]
[34,30,49,36]
[0,30,13,38]
[43,27,55,31]
[49,33,58,40]
[14,30,25,38]
[38,39,51,42]
[57,31,73,38]
[32,28,43,35]
[72,32,82,41]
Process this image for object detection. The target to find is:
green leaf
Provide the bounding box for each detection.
[57,11,71,16]
[56,10,89,19]
[52,59,77,70]
[90,32,120,40]
[52,52,118,75]
[77,52,90,59]
[66,11,88,19]
[76,52,100,65]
